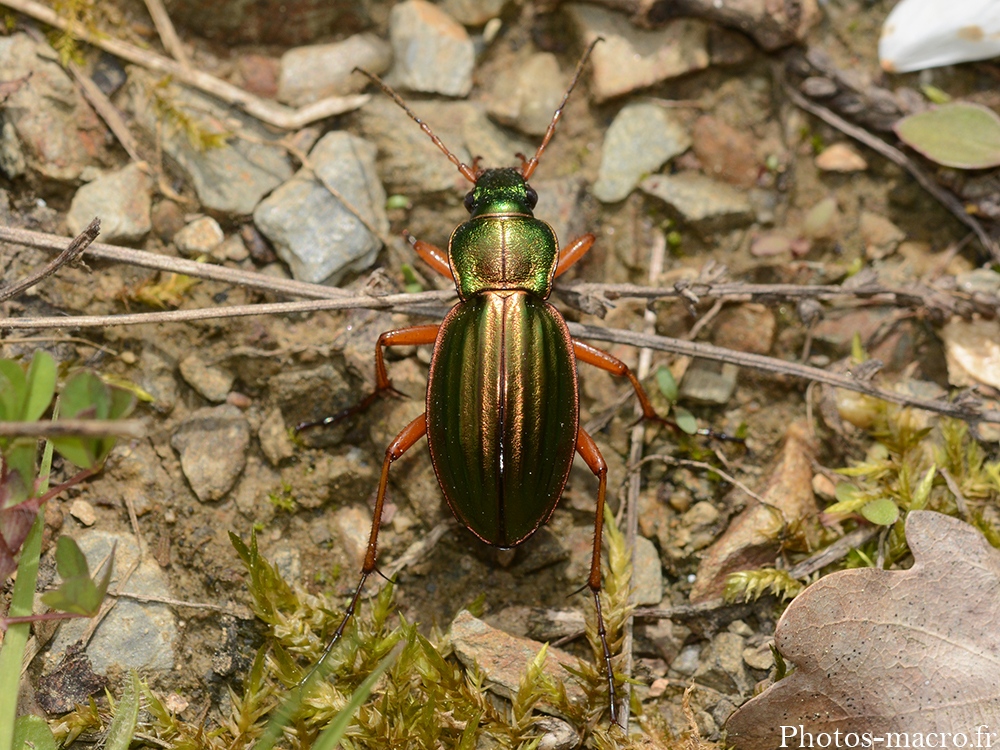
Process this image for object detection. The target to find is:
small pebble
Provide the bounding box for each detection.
[179,354,234,403]
[66,163,152,243]
[174,216,225,257]
[226,392,252,409]
[164,693,190,714]
[812,473,836,501]
[859,210,905,259]
[70,499,97,526]
[815,142,868,172]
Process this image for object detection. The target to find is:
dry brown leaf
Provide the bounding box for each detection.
[690,422,819,601]
[726,511,1000,750]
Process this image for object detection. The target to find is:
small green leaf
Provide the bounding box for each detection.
[51,372,136,468]
[825,484,870,515]
[655,366,678,403]
[41,538,114,616]
[673,405,698,435]
[104,671,140,750]
[895,103,1000,169]
[920,85,951,105]
[13,714,57,750]
[1,441,37,510]
[860,497,900,526]
[400,264,424,294]
[834,482,859,504]
[23,351,56,422]
[53,535,89,580]
[386,194,410,210]
[0,359,28,422]
[101,374,155,403]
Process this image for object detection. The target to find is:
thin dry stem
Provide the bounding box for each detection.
[0,419,144,438]
[141,0,190,69]
[3,229,998,430]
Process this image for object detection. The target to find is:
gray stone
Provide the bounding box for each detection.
[258,407,294,465]
[388,0,474,97]
[566,5,710,101]
[639,618,685,662]
[743,643,775,671]
[536,717,580,750]
[47,531,177,672]
[334,504,372,573]
[178,353,234,402]
[233,456,281,519]
[292,450,379,509]
[669,642,702,676]
[956,268,1000,295]
[66,163,152,243]
[0,34,109,181]
[272,547,301,585]
[278,34,392,107]
[859,210,905,260]
[174,216,225,256]
[125,72,292,215]
[137,347,178,413]
[0,120,26,178]
[693,631,753,694]
[593,102,691,203]
[171,405,250,501]
[213,233,250,262]
[485,53,568,137]
[640,172,753,237]
[254,131,388,285]
[632,534,664,606]
[678,358,739,406]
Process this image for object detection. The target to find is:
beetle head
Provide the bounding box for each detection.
[463,168,538,218]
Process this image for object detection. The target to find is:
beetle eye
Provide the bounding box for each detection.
[525,186,538,209]
[463,191,475,212]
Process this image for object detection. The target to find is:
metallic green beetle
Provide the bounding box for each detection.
[304,41,671,725]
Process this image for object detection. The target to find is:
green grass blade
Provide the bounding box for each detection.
[0,513,45,750]
[104,671,140,750]
[312,641,404,750]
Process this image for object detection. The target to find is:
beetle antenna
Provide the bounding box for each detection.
[520,37,603,181]
[354,67,478,184]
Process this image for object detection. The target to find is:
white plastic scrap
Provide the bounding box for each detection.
[879,0,1000,73]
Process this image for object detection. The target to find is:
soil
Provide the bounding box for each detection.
[2,0,999,744]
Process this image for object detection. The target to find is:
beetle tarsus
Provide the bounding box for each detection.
[636,413,747,445]
[295,384,404,433]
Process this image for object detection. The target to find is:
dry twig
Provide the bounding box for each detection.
[141,0,190,69]
[0,218,100,302]
[3,227,999,428]
[0,419,144,438]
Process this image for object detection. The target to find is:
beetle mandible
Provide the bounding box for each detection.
[303,40,673,725]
